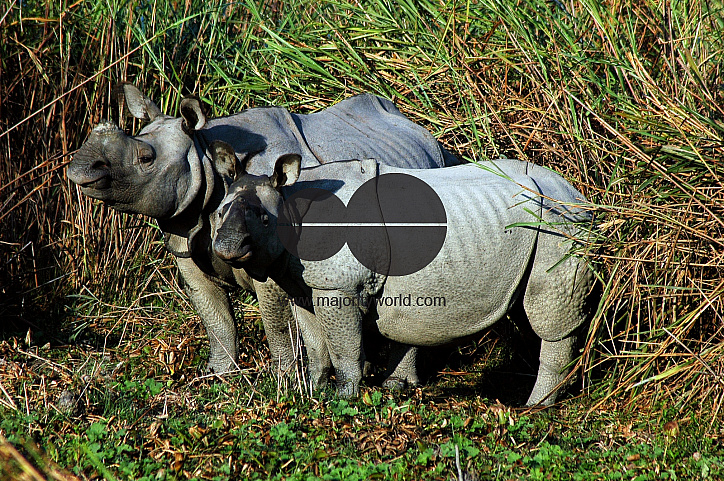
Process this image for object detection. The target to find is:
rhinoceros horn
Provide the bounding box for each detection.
[67,121,126,187]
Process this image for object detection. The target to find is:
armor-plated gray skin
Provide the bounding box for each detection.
[67,83,456,380]
[211,143,597,406]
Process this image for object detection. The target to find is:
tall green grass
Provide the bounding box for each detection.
[1,0,723,414]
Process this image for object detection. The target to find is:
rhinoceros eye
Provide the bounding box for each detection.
[138,145,155,164]
[261,213,270,227]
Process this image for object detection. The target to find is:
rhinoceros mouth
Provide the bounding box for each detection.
[78,174,111,190]
[236,251,253,263]
[230,243,253,263]
[75,176,112,199]
[215,239,253,265]
[68,158,112,188]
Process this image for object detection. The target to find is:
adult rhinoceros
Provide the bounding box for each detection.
[67,83,457,382]
[209,141,597,405]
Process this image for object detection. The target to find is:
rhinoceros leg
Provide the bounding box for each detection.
[292,306,333,392]
[526,335,577,406]
[254,280,300,376]
[312,289,365,398]
[176,256,238,374]
[382,344,420,391]
[522,235,594,405]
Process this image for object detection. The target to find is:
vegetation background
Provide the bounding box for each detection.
[1,0,723,479]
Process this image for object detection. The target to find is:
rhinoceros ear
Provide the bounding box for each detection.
[270,154,301,189]
[210,141,243,181]
[180,97,206,133]
[115,82,163,122]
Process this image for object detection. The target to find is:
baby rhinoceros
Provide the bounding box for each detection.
[209,141,597,406]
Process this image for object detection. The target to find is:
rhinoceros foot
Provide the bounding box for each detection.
[336,381,359,399]
[381,376,415,392]
[381,344,419,392]
[334,364,363,398]
[205,357,239,376]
